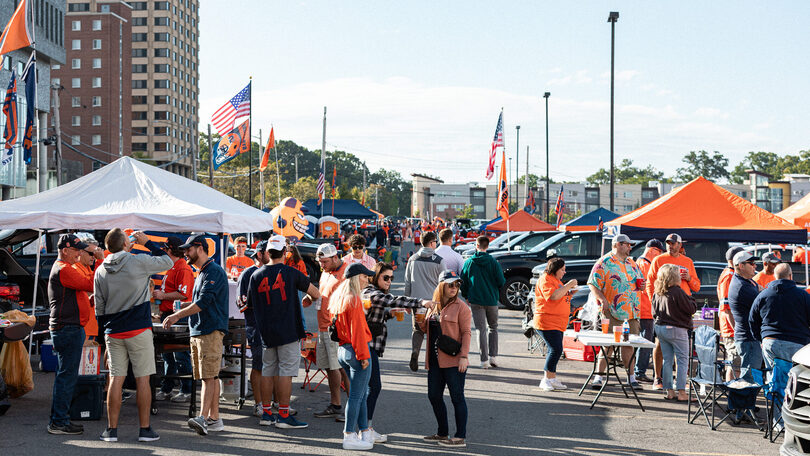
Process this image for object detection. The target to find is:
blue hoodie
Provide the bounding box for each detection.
[749,279,810,345]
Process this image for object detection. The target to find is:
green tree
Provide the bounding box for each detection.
[458,205,475,218]
[727,151,810,184]
[676,151,730,182]
[586,159,666,185]
[517,173,554,187]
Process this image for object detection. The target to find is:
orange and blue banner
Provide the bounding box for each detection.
[2,70,18,165]
[496,150,509,220]
[212,118,249,170]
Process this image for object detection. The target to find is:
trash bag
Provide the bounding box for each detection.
[0,340,34,398]
[579,292,600,328]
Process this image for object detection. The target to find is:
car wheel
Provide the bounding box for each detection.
[501,276,530,310]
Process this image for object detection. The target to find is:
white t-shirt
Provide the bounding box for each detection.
[434,244,464,276]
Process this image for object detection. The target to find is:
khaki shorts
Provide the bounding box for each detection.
[606,314,641,335]
[262,340,301,377]
[722,336,741,367]
[106,330,156,378]
[316,331,341,371]
[190,331,224,379]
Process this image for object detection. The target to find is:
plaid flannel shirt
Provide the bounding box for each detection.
[361,284,423,356]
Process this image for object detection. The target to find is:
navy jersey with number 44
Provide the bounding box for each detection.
[249,263,310,348]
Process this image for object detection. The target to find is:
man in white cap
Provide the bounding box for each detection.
[753,252,780,289]
[250,235,321,429]
[728,250,762,383]
[587,234,644,390]
[305,243,350,421]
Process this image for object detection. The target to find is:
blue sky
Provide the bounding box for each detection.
[199,1,810,184]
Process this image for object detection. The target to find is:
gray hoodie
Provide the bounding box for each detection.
[404,247,446,300]
[95,241,173,334]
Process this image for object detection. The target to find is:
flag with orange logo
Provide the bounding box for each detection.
[260,127,274,171]
[0,0,32,57]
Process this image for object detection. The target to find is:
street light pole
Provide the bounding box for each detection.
[608,11,619,212]
[515,125,520,207]
[543,92,550,221]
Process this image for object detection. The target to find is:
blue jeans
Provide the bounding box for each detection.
[391,246,400,266]
[635,319,655,376]
[736,340,764,383]
[366,349,381,420]
[762,338,803,369]
[50,325,85,426]
[338,344,372,434]
[655,325,689,391]
[538,330,563,373]
[427,365,467,439]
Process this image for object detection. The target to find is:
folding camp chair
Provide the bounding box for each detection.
[765,358,791,442]
[300,333,328,392]
[688,325,734,430]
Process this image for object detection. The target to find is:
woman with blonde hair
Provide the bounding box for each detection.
[419,270,472,448]
[328,263,375,450]
[652,263,697,402]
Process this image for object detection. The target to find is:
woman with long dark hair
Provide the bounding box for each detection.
[419,270,472,448]
[534,257,577,391]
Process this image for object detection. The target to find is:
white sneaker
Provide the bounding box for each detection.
[343,432,373,450]
[550,378,568,390]
[154,391,171,401]
[538,378,554,391]
[206,418,224,432]
[489,356,498,367]
[479,360,491,369]
[171,392,191,403]
[367,428,387,443]
[253,404,263,417]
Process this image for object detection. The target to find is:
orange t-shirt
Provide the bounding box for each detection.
[533,273,571,332]
[636,252,657,320]
[753,271,775,289]
[716,267,734,338]
[226,255,254,279]
[794,248,807,264]
[315,262,347,332]
[72,261,98,337]
[645,253,701,299]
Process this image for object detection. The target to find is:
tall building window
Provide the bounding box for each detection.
[132,80,148,89]
[71,135,80,145]
[92,115,101,126]
[92,39,101,50]
[154,64,169,73]
[91,135,101,145]
[71,58,80,69]
[92,58,101,69]
[155,79,169,88]
[100,5,110,13]
[154,17,170,26]
[92,96,101,107]
[71,78,81,88]
[132,64,147,73]
[155,1,170,10]
[154,48,169,57]
[133,48,147,57]
[133,17,147,26]
[132,33,147,42]
[71,96,80,107]
[154,33,169,42]
[131,2,147,10]
[71,20,81,31]
[71,39,81,50]
[92,77,102,88]
[71,116,80,127]
[52,77,60,86]
[92,20,101,31]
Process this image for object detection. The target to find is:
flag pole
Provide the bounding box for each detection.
[273,124,280,204]
[31,0,39,194]
[321,106,326,219]
[248,77,253,207]
[258,128,263,209]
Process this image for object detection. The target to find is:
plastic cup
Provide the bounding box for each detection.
[573,320,582,332]
[635,278,644,289]
[613,326,622,343]
[393,309,405,321]
[415,308,427,323]
[362,298,372,309]
[601,318,610,334]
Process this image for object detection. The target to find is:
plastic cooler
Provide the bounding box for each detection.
[40,340,57,372]
[70,374,105,420]
[563,335,600,362]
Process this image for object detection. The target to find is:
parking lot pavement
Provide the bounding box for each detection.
[2,266,778,455]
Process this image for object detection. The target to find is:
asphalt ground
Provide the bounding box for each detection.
[0,265,779,455]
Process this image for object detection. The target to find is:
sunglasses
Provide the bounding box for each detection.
[381,275,393,282]
[445,282,460,289]
[352,245,364,250]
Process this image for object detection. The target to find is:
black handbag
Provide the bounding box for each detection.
[435,313,462,356]
[328,317,340,343]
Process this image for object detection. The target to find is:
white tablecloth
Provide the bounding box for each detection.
[564,329,655,349]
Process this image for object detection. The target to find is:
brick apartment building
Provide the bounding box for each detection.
[53,0,131,182]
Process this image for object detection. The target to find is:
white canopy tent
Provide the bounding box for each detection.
[0,156,274,232]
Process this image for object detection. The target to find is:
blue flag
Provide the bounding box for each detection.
[21,53,34,164]
[2,70,17,166]
[212,118,249,170]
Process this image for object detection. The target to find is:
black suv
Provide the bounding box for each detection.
[461,231,559,260]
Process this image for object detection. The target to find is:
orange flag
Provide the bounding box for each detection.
[260,127,274,171]
[0,0,32,56]
[496,150,509,220]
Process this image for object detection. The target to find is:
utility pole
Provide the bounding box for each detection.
[294,155,298,181]
[608,11,619,212]
[375,187,378,211]
[259,128,265,209]
[543,92,550,221]
[207,124,213,187]
[515,125,520,207]
[525,145,530,210]
[51,84,63,186]
[362,162,366,205]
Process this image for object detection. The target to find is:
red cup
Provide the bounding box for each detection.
[635,278,644,289]
[573,321,582,332]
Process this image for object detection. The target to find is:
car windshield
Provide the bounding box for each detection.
[489,232,527,248]
[529,232,568,253]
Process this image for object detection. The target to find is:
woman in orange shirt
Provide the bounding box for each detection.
[329,263,375,450]
[534,257,578,391]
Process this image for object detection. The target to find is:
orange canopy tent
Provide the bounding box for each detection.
[487,210,555,232]
[606,177,806,243]
[777,193,810,231]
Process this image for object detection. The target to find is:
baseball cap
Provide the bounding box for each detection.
[665,233,683,244]
[645,239,665,251]
[345,263,374,279]
[179,234,206,249]
[612,234,635,245]
[733,250,758,266]
[762,252,781,264]
[57,234,89,250]
[267,235,286,251]
[439,270,462,283]
[316,243,338,258]
[725,246,745,262]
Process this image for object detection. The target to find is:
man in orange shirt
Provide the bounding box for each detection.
[753,252,780,289]
[633,239,664,382]
[793,246,807,264]
[152,237,196,403]
[717,246,743,381]
[72,234,105,341]
[226,236,253,281]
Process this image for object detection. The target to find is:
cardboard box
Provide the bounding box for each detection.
[78,341,100,375]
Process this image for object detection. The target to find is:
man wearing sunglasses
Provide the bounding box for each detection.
[728,250,762,383]
[342,234,377,270]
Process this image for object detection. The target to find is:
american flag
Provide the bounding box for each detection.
[554,185,566,230]
[211,82,251,137]
[486,110,504,180]
[316,152,325,205]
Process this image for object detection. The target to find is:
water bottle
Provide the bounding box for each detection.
[622,319,630,342]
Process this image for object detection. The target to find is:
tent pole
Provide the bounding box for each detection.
[28,229,43,357]
[805,246,808,288]
[219,233,225,268]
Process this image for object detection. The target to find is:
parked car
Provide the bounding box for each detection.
[628,240,733,263]
[455,231,529,254]
[461,231,558,259]
[782,345,810,455]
